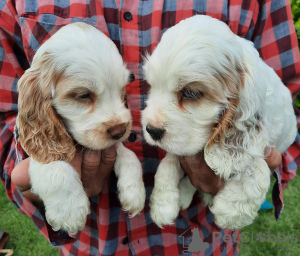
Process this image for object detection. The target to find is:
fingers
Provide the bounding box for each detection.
[11,144,117,203]
[81,149,102,196]
[11,158,42,202]
[99,145,117,169]
[264,147,282,174]
[93,145,116,195]
[81,145,116,197]
[69,146,84,178]
[179,153,224,195]
[11,158,30,187]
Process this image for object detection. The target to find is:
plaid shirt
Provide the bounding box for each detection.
[1,0,300,255]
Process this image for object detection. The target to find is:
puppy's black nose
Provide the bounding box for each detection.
[146,125,165,141]
[108,124,127,140]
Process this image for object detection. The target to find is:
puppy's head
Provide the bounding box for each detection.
[18,22,131,163]
[142,15,266,158]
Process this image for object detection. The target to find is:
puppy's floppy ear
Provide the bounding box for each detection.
[17,52,75,164]
[204,54,270,180]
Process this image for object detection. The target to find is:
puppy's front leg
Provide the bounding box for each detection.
[150,153,184,227]
[114,142,145,217]
[178,175,197,210]
[29,159,90,234]
[179,176,214,210]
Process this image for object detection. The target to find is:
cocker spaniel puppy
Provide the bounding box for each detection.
[142,15,297,230]
[17,22,145,234]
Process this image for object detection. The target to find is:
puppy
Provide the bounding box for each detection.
[142,15,297,230]
[17,22,145,234]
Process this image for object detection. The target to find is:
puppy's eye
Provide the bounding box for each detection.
[78,93,91,99]
[181,89,202,100]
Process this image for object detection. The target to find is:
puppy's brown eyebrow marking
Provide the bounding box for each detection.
[176,85,204,112]
[206,97,239,148]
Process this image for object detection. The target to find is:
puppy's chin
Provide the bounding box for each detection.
[143,132,204,156]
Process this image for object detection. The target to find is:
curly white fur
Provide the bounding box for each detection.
[142,15,297,230]
[17,23,145,234]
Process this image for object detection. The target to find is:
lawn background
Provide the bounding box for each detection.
[1,1,300,256]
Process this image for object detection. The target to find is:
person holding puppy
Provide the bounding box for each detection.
[1,0,299,255]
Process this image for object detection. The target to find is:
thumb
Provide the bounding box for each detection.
[11,158,42,202]
[11,158,31,188]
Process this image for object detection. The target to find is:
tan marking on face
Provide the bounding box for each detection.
[55,76,98,113]
[84,128,109,146]
[176,81,226,111]
[84,119,131,148]
[206,97,239,148]
[146,107,167,130]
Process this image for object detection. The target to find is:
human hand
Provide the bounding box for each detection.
[264,147,282,174]
[178,147,281,195]
[178,152,224,195]
[11,145,116,203]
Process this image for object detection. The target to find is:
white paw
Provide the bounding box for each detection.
[44,189,90,234]
[209,186,260,230]
[199,191,214,207]
[179,176,197,210]
[118,179,146,217]
[210,198,258,230]
[179,190,193,210]
[115,142,146,217]
[210,159,270,230]
[150,186,180,228]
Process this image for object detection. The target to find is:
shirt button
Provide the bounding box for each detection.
[122,237,129,245]
[124,12,132,21]
[128,132,137,142]
[129,73,135,82]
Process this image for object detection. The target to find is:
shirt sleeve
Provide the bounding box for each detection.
[250,0,300,220]
[0,0,75,246]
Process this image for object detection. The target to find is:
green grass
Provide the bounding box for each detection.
[239,174,300,256]
[0,175,299,255]
[0,184,59,256]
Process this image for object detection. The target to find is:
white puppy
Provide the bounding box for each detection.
[142,15,297,230]
[17,22,145,234]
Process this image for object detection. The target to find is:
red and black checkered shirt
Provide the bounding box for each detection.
[1,0,300,255]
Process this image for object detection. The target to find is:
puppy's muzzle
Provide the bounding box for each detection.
[108,123,128,140]
[146,125,165,141]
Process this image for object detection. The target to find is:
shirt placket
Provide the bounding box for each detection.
[119,1,151,255]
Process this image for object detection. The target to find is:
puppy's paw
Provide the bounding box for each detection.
[210,160,270,230]
[179,191,193,210]
[150,186,180,228]
[179,176,197,210]
[210,199,257,230]
[44,188,90,234]
[199,191,214,207]
[209,190,258,230]
[118,179,146,217]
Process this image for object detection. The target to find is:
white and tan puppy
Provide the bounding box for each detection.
[142,15,297,230]
[17,22,145,234]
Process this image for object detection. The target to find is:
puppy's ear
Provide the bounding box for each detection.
[17,53,75,164]
[204,55,270,180]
